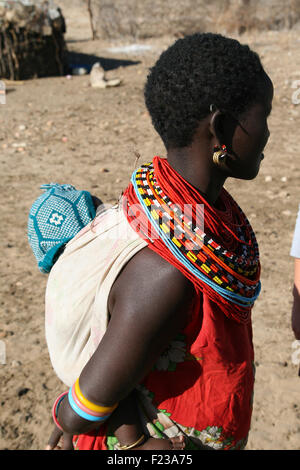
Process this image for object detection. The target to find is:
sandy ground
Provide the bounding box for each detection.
[1,3,300,450]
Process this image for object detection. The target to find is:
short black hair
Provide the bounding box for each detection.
[144,33,268,149]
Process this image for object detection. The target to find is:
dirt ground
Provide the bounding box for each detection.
[1,2,300,450]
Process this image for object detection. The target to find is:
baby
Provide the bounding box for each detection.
[28,183,185,450]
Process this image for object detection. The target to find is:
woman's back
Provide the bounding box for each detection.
[45,205,147,387]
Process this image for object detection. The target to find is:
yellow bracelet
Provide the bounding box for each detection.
[118,434,146,450]
[74,378,118,414]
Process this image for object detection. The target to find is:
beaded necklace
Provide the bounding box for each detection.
[123,157,261,323]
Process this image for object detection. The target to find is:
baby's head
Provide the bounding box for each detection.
[28,183,99,273]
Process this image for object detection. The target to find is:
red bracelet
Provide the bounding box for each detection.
[52,391,68,432]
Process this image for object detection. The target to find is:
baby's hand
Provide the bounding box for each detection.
[134,435,185,450]
[91,195,103,211]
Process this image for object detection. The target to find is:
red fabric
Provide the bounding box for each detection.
[141,293,255,444]
[74,424,108,450]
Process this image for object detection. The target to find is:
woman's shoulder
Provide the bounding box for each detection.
[118,246,193,293]
[109,246,195,322]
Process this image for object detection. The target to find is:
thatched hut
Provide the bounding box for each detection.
[0,1,67,80]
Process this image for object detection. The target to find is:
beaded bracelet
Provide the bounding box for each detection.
[52,391,68,432]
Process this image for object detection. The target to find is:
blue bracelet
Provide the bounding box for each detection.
[67,388,108,422]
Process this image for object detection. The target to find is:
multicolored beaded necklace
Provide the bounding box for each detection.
[123,156,261,323]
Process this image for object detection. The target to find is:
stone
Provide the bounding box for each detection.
[11,360,22,368]
[17,387,30,397]
[90,62,121,89]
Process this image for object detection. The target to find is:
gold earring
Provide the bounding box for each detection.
[213,145,227,166]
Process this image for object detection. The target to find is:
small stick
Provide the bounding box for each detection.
[86,0,97,40]
[4,30,14,81]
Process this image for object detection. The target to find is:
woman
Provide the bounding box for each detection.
[47,33,273,450]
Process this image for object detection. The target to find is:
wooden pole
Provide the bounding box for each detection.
[86,0,97,40]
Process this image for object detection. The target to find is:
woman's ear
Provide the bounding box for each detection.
[209,110,225,147]
[209,110,237,152]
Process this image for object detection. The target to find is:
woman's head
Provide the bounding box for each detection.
[144,33,272,152]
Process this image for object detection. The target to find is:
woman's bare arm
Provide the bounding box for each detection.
[57,247,195,434]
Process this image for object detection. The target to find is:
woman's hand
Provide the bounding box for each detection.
[45,425,74,450]
[292,258,300,340]
[292,299,300,340]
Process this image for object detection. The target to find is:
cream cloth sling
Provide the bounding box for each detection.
[45,204,147,387]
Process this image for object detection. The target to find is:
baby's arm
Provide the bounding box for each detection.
[109,391,185,450]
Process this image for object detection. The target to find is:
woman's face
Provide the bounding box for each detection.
[226,77,274,180]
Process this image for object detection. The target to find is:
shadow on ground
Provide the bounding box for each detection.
[66,51,140,73]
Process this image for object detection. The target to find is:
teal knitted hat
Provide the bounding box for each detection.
[28,183,96,273]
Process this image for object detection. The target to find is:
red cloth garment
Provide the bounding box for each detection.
[74,427,108,450]
[74,157,258,450]
[140,293,255,449]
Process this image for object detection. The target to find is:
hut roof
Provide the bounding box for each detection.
[0,1,63,34]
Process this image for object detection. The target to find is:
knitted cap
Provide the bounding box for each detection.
[28,183,96,273]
